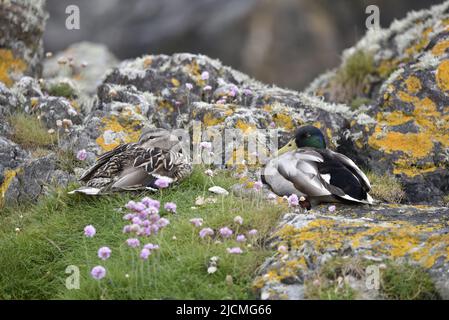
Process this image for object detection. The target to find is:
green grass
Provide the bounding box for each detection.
[305,257,365,300]
[0,167,286,299]
[8,113,55,149]
[46,82,77,98]
[381,263,440,300]
[366,171,405,203]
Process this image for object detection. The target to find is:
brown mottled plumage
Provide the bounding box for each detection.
[69,129,192,195]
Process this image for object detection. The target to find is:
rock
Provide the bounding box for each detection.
[43,42,118,97]
[1,152,76,205]
[0,0,47,86]
[44,0,443,90]
[306,2,449,204]
[254,203,449,299]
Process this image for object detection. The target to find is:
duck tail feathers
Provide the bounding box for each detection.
[68,187,102,195]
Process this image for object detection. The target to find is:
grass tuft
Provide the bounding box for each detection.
[366,171,405,203]
[0,167,286,299]
[381,262,440,300]
[46,82,77,98]
[8,113,55,149]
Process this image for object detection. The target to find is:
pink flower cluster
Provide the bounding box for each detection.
[122,197,171,237]
[193,216,259,255]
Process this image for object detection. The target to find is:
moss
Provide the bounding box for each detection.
[366,172,405,203]
[381,262,440,300]
[46,82,77,98]
[8,113,55,149]
[350,97,372,110]
[443,194,449,206]
[327,50,376,103]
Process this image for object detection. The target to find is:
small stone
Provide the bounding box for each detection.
[208,186,229,195]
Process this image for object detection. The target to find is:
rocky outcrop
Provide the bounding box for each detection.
[0,0,47,86]
[254,204,449,300]
[306,2,449,204]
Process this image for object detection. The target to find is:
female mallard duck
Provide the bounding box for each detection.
[70,129,192,195]
[262,125,373,209]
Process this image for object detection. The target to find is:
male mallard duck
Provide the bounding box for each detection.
[70,129,192,195]
[262,125,373,209]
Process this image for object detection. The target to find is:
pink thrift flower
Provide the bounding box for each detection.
[141,197,160,209]
[278,245,288,254]
[84,225,96,238]
[155,177,171,189]
[199,227,214,238]
[91,266,106,280]
[227,247,243,254]
[164,202,177,213]
[157,217,170,228]
[76,149,87,161]
[204,169,214,177]
[123,213,135,221]
[219,227,233,238]
[233,216,243,225]
[186,83,193,90]
[248,229,258,237]
[140,248,151,260]
[253,181,263,191]
[287,194,299,207]
[122,225,131,233]
[328,205,336,212]
[144,243,158,251]
[126,238,140,248]
[98,246,111,260]
[243,88,253,96]
[203,85,212,91]
[236,234,246,242]
[189,218,204,227]
[201,71,209,80]
[200,141,212,150]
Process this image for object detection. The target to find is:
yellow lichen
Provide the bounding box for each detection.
[368,128,434,158]
[0,168,22,206]
[404,76,422,94]
[431,40,449,56]
[171,78,180,87]
[436,60,449,91]
[203,112,224,127]
[235,119,256,134]
[275,216,448,271]
[0,49,27,87]
[272,113,293,130]
[95,116,142,151]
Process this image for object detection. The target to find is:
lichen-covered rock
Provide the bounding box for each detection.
[0,0,48,86]
[89,53,350,162]
[306,1,449,204]
[43,42,118,97]
[254,203,449,300]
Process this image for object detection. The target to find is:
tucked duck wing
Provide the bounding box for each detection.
[79,143,136,182]
[262,157,307,197]
[326,150,371,192]
[315,149,372,204]
[110,148,191,191]
[276,149,333,198]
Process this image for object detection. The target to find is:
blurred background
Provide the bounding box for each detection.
[44,0,442,91]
